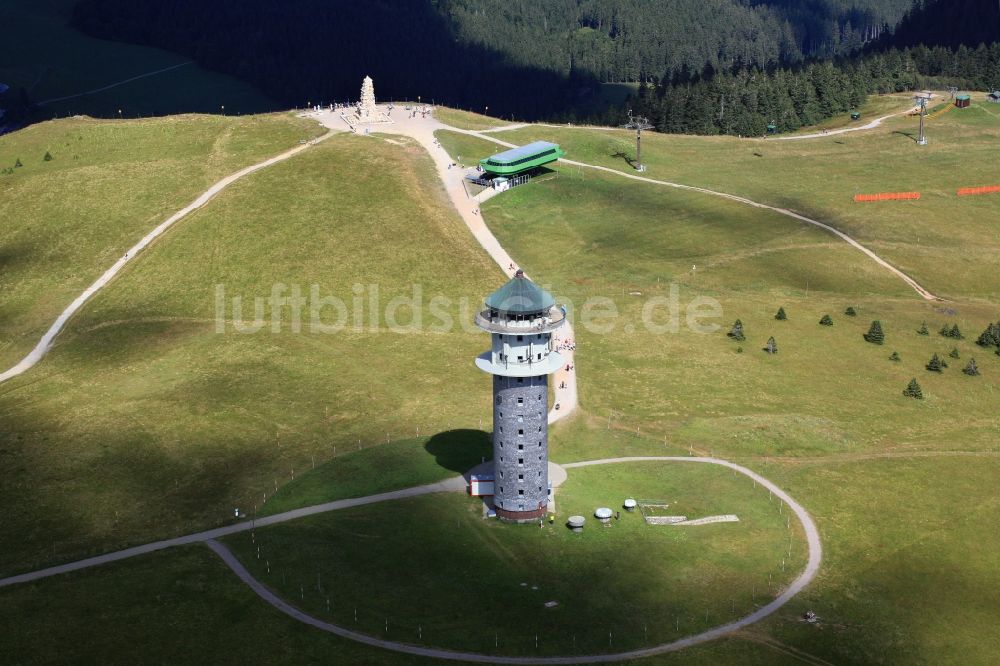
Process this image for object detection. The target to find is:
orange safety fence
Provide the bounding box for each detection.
[957,185,1000,197]
[853,192,921,202]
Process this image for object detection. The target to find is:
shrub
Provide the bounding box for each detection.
[963,358,980,376]
[926,353,944,372]
[949,347,960,359]
[43,151,52,162]
[903,378,923,399]
[844,306,857,317]
[763,336,778,354]
[727,319,745,342]
[819,314,833,326]
[14,158,22,168]
[889,351,901,362]
[864,320,885,345]
[775,307,787,321]
[736,346,743,353]
[917,322,929,336]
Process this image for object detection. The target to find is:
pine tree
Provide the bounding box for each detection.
[903,378,923,399]
[43,151,52,162]
[939,323,950,337]
[949,347,960,359]
[864,320,885,344]
[949,324,963,340]
[963,358,980,376]
[727,319,745,341]
[917,322,929,336]
[14,158,22,168]
[889,351,901,361]
[819,314,833,326]
[763,336,778,354]
[775,307,787,321]
[926,353,943,372]
[975,322,1000,347]
[844,306,857,317]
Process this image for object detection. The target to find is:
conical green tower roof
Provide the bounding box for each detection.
[485,270,555,314]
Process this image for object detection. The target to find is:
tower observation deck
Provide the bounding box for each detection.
[475,270,565,522]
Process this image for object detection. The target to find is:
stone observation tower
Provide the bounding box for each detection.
[475,271,565,522]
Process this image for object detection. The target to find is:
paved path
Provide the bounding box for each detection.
[0,130,336,385]
[0,477,462,589]
[37,62,194,106]
[311,109,579,421]
[203,455,820,664]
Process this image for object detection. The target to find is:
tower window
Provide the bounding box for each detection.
[518,444,524,451]
[518,489,524,496]
[517,398,524,405]
[518,474,523,481]
[500,471,504,479]
[517,335,523,341]
[518,429,523,436]
[537,471,541,477]
[518,458,524,465]
[538,441,542,447]
[498,427,503,433]
[537,354,542,360]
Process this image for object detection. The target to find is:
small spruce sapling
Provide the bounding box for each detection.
[889,351,901,362]
[844,306,857,317]
[727,319,745,341]
[764,336,778,354]
[819,314,833,326]
[864,320,885,345]
[939,324,951,337]
[917,322,929,336]
[43,151,52,162]
[963,358,980,376]
[926,353,944,372]
[775,307,787,321]
[903,378,924,399]
[14,158,22,168]
[949,324,963,340]
[949,347,960,360]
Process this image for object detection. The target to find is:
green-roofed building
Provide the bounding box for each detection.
[479,141,565,176]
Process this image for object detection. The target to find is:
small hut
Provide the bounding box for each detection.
[955,94,971,109]
[850,111,861,120]
[766,122,777,134]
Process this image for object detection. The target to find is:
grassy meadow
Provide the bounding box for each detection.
[2,99,1000,665]
[0,113,323,368]
[484,93,1000,301]
[224,460,804,657]
[0,129,501,576]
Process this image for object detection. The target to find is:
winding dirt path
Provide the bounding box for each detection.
[0,130,335,385]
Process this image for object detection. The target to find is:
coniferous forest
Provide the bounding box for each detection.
[69,0,1000,134]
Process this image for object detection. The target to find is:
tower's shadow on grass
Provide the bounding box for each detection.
[424,429,490,475]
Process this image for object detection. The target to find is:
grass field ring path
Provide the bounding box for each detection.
[206,456,822,664]
[0,130,336,386]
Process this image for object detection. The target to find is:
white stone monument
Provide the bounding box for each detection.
[349,75,390,125]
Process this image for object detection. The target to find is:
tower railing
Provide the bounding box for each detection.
[474,306,566,334]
